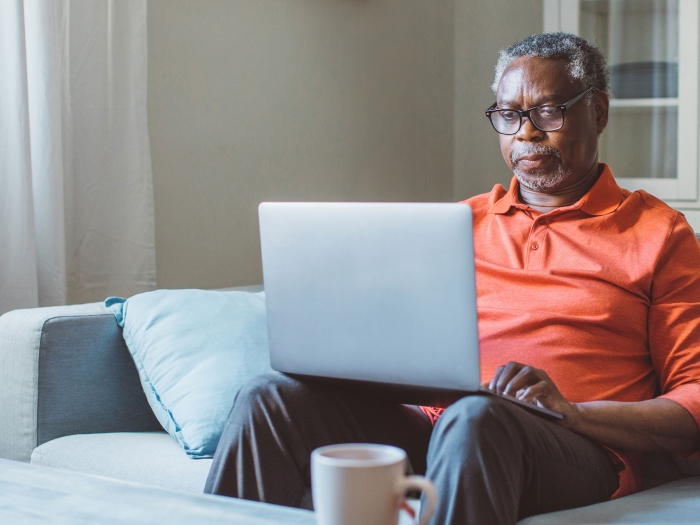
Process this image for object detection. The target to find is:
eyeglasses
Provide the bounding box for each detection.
[485,86,595,135]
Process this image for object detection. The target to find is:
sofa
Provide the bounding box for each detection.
[1,287,700,524]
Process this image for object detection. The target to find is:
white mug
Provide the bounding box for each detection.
[311,443,438,525]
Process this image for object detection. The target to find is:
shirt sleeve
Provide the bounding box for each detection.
[648,213,700,437]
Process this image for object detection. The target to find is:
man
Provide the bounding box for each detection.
[205,33,700,524]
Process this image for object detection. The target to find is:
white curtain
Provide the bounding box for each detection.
[0,0,155,315]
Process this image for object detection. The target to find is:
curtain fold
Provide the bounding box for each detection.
[0,0,155,315]
[0,0,38,313]
[24,0,67,307]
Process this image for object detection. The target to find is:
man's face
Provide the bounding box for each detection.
[496,56,608,193]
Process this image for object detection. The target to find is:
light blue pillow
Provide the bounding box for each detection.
[105,289,272,458]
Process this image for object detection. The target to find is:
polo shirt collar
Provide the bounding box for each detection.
[578,164,622,215]
[487,163,622,216]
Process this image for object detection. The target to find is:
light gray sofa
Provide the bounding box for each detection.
[1,293,700,524]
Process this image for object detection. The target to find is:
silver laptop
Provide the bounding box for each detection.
[258,202,562,420]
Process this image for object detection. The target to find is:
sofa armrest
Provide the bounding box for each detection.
[0,303,161,462]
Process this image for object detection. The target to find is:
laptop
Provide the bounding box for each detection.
[258,202,562,421]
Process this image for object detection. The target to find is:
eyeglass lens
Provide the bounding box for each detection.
[491,106,564,134]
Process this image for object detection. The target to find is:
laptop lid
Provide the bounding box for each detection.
[258,202,481,401]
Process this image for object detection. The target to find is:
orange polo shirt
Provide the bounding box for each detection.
[421,163,700,499]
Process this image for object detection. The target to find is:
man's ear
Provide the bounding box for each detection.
[595,90,609,135]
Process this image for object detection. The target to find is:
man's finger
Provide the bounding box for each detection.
[495,362,525,394]
[503,365,540,396]
[517,380,550,404]
[488,365,506,390]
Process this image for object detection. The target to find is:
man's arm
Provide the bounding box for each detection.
[573,398,699,455]
[488,361,700,455]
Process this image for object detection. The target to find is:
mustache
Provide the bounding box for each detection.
[511,144,561,164]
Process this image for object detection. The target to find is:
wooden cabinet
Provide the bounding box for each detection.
[544,0,700,229]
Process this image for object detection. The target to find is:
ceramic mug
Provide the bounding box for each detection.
[311,443,437,525]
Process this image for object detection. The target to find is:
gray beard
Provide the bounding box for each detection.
[514,163,573,192]
[511,145,573,192]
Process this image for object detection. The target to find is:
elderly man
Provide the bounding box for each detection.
[205,33,700,524]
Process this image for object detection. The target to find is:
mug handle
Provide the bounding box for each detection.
[395,475,438,525]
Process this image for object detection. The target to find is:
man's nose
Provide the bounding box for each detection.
[516,114,545,141]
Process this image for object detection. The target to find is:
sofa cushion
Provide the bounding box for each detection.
[105,290,272,458]
[517,476,700,524]
[30,432,212,493]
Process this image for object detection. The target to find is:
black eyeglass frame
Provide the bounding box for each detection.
[485,86,596,135]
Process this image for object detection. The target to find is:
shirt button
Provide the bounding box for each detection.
[530,243,539,250]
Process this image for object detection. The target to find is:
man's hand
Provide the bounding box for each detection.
[485,361,700,455]
[486,361,580,429]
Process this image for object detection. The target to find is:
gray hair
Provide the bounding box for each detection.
[491,32,609,99]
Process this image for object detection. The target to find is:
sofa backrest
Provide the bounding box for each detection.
[37,314,162,446]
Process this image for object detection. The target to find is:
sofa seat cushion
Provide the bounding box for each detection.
[30,432,212,493]
[518,476,700,524]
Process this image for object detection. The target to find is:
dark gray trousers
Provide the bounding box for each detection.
[205,373,619,525]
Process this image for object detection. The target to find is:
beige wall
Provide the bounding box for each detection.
[148,0,542,289]
[453,0,542,201]
[148,0,454,289]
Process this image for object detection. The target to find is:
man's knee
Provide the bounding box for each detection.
[237,372,291,399]
[431,395,525,450]
[438,395,514,426]
[218,373,306,441]
[233,372,335,428]
[234,372,308,412]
